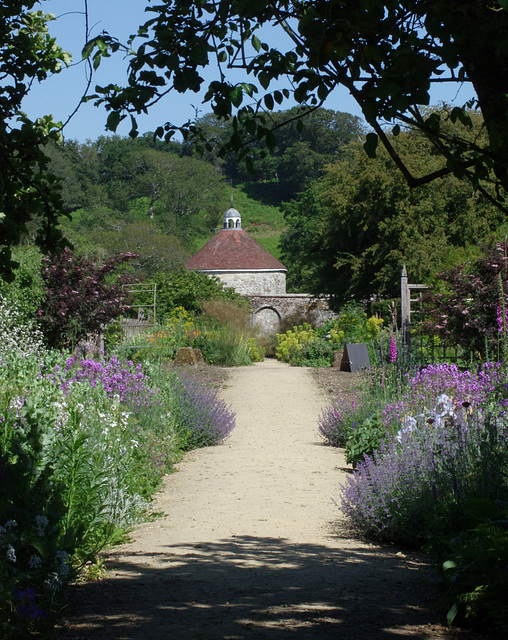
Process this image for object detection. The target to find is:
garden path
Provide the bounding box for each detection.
[58,360,476,640]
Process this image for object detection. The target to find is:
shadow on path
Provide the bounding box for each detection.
[59,534,446,640]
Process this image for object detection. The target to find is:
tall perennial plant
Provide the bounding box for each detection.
[1,346,235,637]
[340,363,508,548]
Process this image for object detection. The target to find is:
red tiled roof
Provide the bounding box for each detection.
[186,229,286,271]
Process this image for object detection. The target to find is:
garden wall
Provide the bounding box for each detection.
[249,294,337,335]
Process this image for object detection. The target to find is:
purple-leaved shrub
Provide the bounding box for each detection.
[171,373,235,450]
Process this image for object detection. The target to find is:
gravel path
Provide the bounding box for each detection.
[58,360,477,640]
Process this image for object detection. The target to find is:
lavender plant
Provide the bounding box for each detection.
[340,363,508,549]
[170,372,235,450]
[318,397,361,447]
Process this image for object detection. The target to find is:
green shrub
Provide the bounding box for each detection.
[199,327,253,366]
[132,269,248,317]
[442,499,508,636]
[197,299,260,366]
[344,413,387,467]
[289,338,334,367]
[275,323,318,363]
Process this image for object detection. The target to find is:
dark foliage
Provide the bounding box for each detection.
[422,241,508,358]
[38,248,137,348]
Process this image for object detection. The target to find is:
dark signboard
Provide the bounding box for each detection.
[340,344,371,372]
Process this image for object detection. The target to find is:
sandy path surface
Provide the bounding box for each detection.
[59,360,474,640]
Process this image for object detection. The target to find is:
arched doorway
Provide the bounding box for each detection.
[254,306,281,336]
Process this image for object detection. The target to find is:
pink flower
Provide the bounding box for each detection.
[497,305,508,332]
[390,334,397,363]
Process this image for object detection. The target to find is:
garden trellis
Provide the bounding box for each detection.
[121,282,157,344]
[400,264,428,353]
[401,266,463,366]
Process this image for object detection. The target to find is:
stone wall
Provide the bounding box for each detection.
[204,269,286,296]
[249,294,337,336]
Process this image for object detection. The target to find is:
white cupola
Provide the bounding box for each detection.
[223,194,242,229]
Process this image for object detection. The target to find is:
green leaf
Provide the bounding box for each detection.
[106,111,122,132]
[258,72,271,90]
[446,603,458,627]
[265,131,276,150]
[363,132,378,158]
[82,39,96,60]
[264,94,274,111]
[230,86,243,108]
[392,124,400,136]
[251,34,261,53]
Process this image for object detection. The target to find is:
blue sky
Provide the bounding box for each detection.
[22,0,475,143]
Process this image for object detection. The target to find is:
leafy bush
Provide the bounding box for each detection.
[275,323,318,363]
[345,413,387,467]
[199,327,254,366]
[422,240,508,359]
[323,302,384,346]
[246,337,265,362]
[289,338,335,367]
[278,304,384,367]
[38,248,137,349]
[133,268,248,317]
[196,299,259,366]
[442,499,508,636]
[0,245,45,323]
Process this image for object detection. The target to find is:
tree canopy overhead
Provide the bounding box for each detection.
[89,0,508,202]
[0,3,72,279]
[280,125,505,307]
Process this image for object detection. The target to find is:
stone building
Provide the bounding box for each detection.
[185,201,287,296]
[185,201,335,334]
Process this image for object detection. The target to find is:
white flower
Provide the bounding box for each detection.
[6,545,16,563]
[29,554,43,569]
[396,415,418,443]
[433,394,457,425]
[44,572,62,592]
[436,393,454,414]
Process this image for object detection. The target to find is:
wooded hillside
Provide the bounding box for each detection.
[42,107,507,306]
